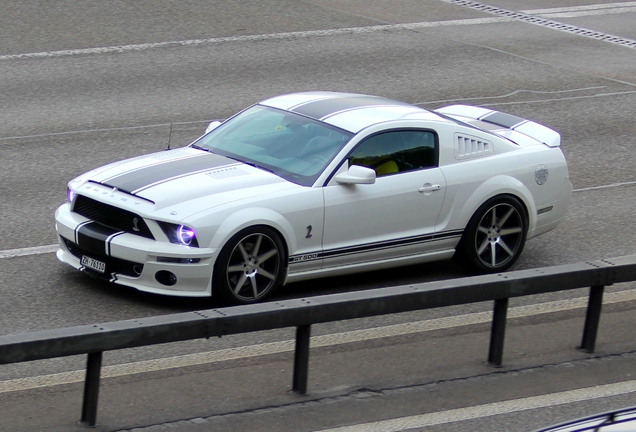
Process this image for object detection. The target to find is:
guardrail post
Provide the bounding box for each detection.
[80,351,103,427]
[488,298,509,367]
[292,324,311,395]
[579,285,605,353]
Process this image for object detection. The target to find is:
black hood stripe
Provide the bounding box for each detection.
[101,151,237,194]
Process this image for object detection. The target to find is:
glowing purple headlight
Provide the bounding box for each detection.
[158,222,199,247]
[177,225,197,246]
[67,187,76,203]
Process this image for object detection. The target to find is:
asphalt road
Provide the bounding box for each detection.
[1,1,635,431]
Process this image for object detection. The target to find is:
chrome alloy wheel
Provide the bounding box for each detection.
[474,202,525,269]
[222,230,283,303]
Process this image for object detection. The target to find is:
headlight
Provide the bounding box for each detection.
[67,187,76,203]
[158,222,199,247]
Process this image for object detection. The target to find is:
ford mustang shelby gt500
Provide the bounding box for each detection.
[55,91,572,304]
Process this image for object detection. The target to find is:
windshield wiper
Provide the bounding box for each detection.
[241,160,275,174]
[190,144,210,152]
[222,155,275,174]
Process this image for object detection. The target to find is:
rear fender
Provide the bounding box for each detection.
[440,175,536,236]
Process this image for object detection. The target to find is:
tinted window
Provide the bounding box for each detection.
[348,130,437,177]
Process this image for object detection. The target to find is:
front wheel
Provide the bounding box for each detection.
[455,196,528,273]
[213,226,285,305]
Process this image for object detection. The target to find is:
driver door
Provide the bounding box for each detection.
[322,129,447,269]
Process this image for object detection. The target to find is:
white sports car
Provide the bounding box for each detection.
[55,91,572,304]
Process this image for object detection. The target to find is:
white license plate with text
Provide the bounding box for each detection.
[81,255,106,273]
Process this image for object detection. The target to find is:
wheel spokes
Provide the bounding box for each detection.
[497,238,514,257]
[256,247,278,264]
[226,233,281,301]
[232,273,248,294]
[237,243,250,261]
[477,237,490,255]
[475,203,524,268]
[249,275,259,299]
[499,226,523,236]
[251,235,263,257]
[489,242,497,267]
[497,207,515,226]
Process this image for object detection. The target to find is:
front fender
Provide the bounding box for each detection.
[208,207,297,257]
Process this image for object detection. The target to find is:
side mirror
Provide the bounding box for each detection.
[205,120,222,134]
[334,165,376,185]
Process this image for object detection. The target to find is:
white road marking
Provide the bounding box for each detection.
[0,290,634,394]
[536,6,636,19]
[416,86,609,105]
[2,1,635,63]
[0,244,58,259]
[444,0,636,48]
[523,2,636,15]
[574,180,636,192]
[0,17,510,62]
[314,380,636,431]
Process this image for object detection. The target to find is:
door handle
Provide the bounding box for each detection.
[418,184,441,194]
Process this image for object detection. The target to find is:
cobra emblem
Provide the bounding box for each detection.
[132,217,140,232]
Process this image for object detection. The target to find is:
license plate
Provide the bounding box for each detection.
[81,255,106,274]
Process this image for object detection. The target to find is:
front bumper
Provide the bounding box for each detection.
[55,204,217,297]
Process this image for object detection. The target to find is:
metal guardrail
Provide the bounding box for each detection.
[1,255,636,427]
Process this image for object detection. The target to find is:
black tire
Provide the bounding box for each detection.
[213,226,285,305]
[455,196,528,273]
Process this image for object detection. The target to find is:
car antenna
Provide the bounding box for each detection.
[165,123,174,151]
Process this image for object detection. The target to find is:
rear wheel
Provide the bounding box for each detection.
[455,196,527,273]
[213,226,285,305]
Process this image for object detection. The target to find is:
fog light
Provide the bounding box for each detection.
[155,271,177,286]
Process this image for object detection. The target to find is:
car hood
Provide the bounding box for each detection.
[75,147,298,218]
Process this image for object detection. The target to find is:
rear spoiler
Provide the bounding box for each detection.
[435,105,561,147]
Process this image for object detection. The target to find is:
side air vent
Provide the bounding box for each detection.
[455,133,493,160]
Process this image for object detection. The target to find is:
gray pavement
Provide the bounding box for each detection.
[1,1,636,430]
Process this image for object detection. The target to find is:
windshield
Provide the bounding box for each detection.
[192,105,353,186]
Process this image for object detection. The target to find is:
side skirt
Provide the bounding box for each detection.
[285,249,456,284]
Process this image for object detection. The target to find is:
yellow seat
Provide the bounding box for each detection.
[374,159,398,176]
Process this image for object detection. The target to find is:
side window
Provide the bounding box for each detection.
[348,130,437,177]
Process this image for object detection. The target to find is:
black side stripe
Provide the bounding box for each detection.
[288,230,464,264]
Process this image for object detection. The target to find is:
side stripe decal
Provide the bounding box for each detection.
[288,230,463,264]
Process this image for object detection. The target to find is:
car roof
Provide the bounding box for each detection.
[259,91,447,133]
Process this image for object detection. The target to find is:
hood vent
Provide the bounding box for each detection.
[455,133,493,160]
[206,166,249,180]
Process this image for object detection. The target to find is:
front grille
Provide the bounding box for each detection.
[73,195,154,239]
[64,238,143,278]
